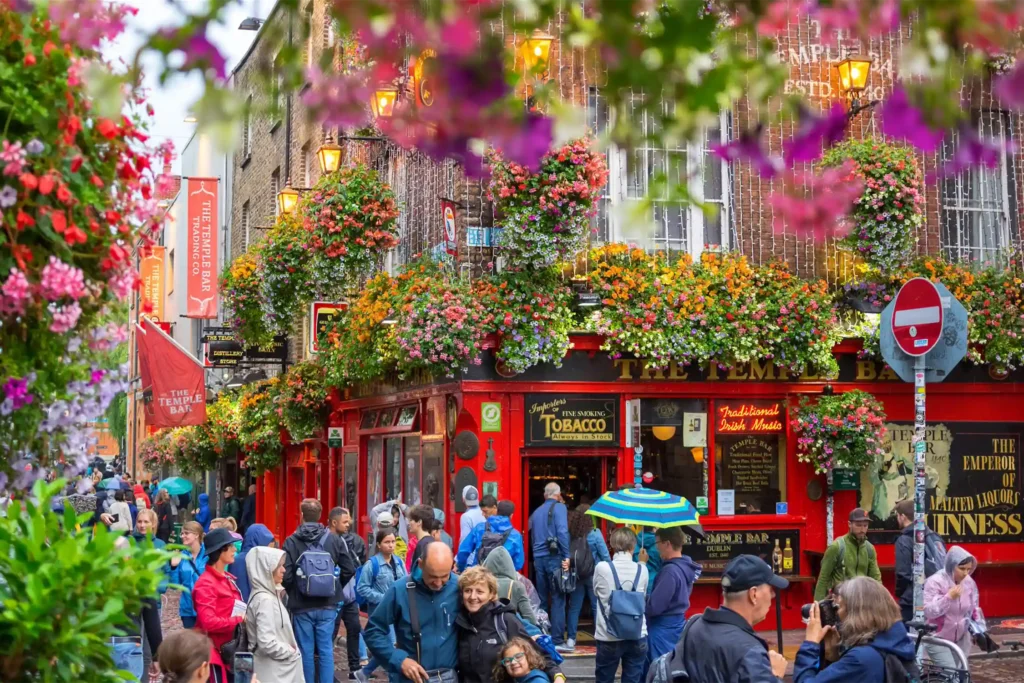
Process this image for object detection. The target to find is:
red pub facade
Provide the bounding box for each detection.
[255,335,1024,630]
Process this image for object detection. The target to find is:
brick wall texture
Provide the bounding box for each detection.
[230,5,1024,294]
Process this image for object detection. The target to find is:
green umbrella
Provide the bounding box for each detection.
[157,477,192,496]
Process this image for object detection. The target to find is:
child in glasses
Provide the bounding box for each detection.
[493,638,550,683]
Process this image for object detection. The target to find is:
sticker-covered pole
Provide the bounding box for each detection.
[912,355,927,623]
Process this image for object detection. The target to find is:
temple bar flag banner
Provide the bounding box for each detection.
[186,177,218,318]
[140,245,165,321]
[136,317,207,427]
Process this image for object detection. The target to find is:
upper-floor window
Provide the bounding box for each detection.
[587,88,734,257]
[242,201,251,250]
[243,95,253,157]
[301,142,312,189]
[271,168,281,218]
[940,111,1018,265]
[305,5,315,69]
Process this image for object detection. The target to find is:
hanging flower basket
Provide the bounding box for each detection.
[238,378,285,475]
[279,361,329,442]
[790,390,889,475]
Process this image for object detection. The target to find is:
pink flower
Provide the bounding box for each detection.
[48,301,82,333]
[39,256,87,301]
[1,140,26,176]
[49,0,135,50]
[0,268,32,316]
[107,266,138,300]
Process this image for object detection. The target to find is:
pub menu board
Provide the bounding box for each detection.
[682,529,801,576]
[525,394,620,447]
[717,434,782,515]
[862,422,1023,544]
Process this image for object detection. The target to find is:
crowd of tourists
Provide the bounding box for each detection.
[70,471,989,683]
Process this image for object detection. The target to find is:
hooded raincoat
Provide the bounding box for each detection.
[245,546,304,683]
[457,515,525,572]
[482,547,538,626]
[229,523,275,601]
[195,492,212,532]
[924,545,980,647]
[793,621,917,683]
[169,543,208,619]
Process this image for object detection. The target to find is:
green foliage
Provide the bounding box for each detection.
[791,390,889,474]
[279,361,330,442]
[239,378,284,475]
[0,480,169,681]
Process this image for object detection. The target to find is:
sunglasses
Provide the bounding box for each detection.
[501,653,526,667]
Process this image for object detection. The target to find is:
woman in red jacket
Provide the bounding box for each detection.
[194,528,245,683]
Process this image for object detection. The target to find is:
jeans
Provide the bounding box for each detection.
[595,639,648,683]
[109,637,143,681]
[331,601,362,672]
[360,633,367,660]
[293,608,337,683]
[179,616,196,629]
[566,576,595,641]
[534,555,567,645]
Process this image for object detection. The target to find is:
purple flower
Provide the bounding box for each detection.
[934,123,1016,178]
[25,139,44,155]
[495,113,554,172]
[180,28,227,81]
[994,62,1024,110]
[783,104,847,166]
[0,185,16,208]
[711,124,781,178]
[880,85,945,153]
[1,375,34,415]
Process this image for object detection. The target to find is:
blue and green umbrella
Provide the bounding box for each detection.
[157,477,193,496]
[585,487,704,538]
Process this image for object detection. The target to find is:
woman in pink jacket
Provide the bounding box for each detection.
[923,545,980,670]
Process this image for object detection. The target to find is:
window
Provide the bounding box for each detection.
[714,400,787,515]
[243,95,253,157]
[587,88,733,255]
[305,5,315,70]
[273,52,285,125]
[324,15,336,48]
[301,142,312,189]
[367,438,383,515]
[167,249,175,294]
[405,436,422,506]
[385,437,402,501]
[940,111,1018,265]
[637,399,706,505]
[271,168,280,217]
[241,201,251,250]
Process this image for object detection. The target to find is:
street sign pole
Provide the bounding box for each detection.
[912,355,927,624]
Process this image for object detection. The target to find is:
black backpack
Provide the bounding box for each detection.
[478,521,512,564]
[871,646,922,683]
[646,616,700,683]
[570,535,594,579]
[923,531,947,579]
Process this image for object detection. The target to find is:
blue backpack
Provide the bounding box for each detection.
[352,556,382,607]
[296,531,339,598]
[597,562,645,640]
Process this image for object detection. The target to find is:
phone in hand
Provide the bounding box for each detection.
[233,652,254,683]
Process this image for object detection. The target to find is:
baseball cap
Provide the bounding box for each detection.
[204,528,236,554]
[721,554,789,593]
[463,485,479,505]
[377,511,395,528]
[496,500,515,517]
[849,508,870,522]
[224,486,234,494]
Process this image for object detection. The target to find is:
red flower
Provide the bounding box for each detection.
[10,244,32,269]
[18,173,37,191]
[70,156,83,173]
[23,53,35,67]
[57,183,72,204]
[38,175,54,195]
[64,224,87,246]
[51,211,67,234]
[43,41,56,57]
[96,117,119,140]
[15,210,34,231]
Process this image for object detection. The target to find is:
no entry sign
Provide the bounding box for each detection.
[891,278,943,356]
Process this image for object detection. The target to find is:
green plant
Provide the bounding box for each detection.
[318,271,400,386]
[279,361,329,441]
[0,480,169,681]
[238,378,284,475]
[221,252,274,347]
[791,390,889,474]
[821,140,924,273]
[259,211,315,337]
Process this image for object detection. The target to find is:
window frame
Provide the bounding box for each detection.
[271,168,281,218]
[241,201,251,250]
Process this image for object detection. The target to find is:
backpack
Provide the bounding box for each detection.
[478,521,512,565]
[870,646,922,683]
[597,562,645,640]
[570,535,594,579]
[836,536,877,578]
[646,616,700,683]
[923,531,946,578]
[350,556,382,607]
[296,530,339,598]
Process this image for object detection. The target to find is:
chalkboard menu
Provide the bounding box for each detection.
[726,436,778,493]
[863,422,1023,545]
[682,528,801,576]
[525,394,619,447]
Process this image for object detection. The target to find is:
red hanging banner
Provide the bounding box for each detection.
[186,177,219,318]
[139,245,165,321]
[136,318,207,427]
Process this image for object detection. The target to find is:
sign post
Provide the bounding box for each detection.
[881,277,966,626]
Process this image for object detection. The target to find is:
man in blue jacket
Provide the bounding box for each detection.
[456,500,524,571]
[528,482,570,647]
[364,542,459,683]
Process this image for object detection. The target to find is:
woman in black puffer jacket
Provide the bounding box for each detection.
[456,567,564,683]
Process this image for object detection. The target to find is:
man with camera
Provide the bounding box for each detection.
[813,508,881,601]
[529,482,570,649]
[679,555,789,682]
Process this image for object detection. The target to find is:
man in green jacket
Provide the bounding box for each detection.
[221,486,242,527]
[814,507,882,600]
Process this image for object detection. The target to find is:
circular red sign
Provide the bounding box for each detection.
[891,277,943,357]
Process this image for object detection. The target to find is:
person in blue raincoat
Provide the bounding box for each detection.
[633,527,662,593]
[575,504,611,615]
[169,520,208,629]
[194,492,212,533]
[228,523,276,601]
[456,500,524,572]
[641,526,701,680]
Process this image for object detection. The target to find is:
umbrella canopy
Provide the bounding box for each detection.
[97,478,121,490]
[585,487,704,538]
[158,477,193,496]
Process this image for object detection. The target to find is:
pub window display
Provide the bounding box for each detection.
[714,401,787,515]
[639,398,706,504]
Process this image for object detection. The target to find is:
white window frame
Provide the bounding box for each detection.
[940,111,1017,266]
[271,169,281,218]
[242,201,251,250]
[243,94,253,157]
[305,6,315,69]
[588,88,733,258]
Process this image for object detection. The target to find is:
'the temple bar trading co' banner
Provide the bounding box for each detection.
[186,177,218,318]
[139,245,165,321]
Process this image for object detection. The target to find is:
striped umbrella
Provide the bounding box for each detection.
[585,487,704,538]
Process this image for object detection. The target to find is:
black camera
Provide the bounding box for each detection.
[801,598,840,627]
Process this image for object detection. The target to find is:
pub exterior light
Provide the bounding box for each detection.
[371,85,399,118]
[522,29,554,76]
[277,177,300,215]
[835,55,873,97]
[316,131,343,174]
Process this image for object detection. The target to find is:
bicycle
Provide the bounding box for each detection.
[908,621,971,683]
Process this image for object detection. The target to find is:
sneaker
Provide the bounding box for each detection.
[354,670,371,683]
[555,639,575,653]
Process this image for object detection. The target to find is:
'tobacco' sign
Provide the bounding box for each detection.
[891,277,943,357]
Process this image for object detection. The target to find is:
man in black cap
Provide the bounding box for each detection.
[814,507,882,601]
[679,554,789,683]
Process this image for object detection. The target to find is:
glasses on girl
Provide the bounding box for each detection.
[501,653,525,667]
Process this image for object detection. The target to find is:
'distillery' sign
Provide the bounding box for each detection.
[525,394,620,447]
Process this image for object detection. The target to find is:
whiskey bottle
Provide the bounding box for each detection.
[783,538,794,574]
[772,538,783,574]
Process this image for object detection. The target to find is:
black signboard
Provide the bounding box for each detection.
[204,328,287,368]
[525,394,619,447]
[865,422,1024,545]
[682,528,800,576]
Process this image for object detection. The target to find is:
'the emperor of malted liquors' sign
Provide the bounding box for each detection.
[525,394,619,447]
